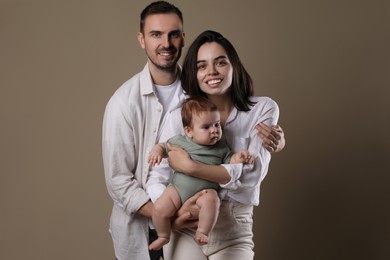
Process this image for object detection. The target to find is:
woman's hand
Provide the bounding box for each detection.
[171,190,205,229]
[256,123,286,153]
[166,143,196,174]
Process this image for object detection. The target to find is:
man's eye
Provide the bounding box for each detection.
[170,32,180,38]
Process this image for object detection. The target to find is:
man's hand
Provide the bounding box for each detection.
[256,123,285,153]
[172,190,206,229]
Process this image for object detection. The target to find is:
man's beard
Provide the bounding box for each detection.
[150,59,177,72]
[147,47,182,72]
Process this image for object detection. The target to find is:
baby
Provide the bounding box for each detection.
[148,96,253,250]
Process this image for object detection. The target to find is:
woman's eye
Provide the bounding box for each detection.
[197,64,206,70]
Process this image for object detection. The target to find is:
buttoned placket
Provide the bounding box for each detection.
[144,103,163,179]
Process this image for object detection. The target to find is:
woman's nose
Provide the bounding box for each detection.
[207,65,218,75]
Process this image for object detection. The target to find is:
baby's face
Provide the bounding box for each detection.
[186,110,222,145]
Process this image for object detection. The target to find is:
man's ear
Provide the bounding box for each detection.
[184,126,193,139]
[181,31,185,47]
[137,32,145,49]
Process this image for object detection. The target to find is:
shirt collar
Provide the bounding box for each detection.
[140,64,154,96]
[225,107,238,125]
[140,63,182,96]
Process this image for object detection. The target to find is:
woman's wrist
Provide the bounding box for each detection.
[184,160,198,176]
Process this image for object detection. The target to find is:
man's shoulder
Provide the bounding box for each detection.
[104,74,143,115]
[108,70,146,104]
[111,64,151,98]
[116,72,142,95]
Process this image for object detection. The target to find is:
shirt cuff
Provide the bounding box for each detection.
[146,183,166,203]
[219,163,243,190]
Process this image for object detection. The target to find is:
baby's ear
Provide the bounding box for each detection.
[184,126,193,138]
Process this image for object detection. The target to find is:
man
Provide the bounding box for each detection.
[103,2,196,259]
[102,1,285,259]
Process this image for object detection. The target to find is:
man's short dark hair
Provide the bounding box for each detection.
[140,1,183,33]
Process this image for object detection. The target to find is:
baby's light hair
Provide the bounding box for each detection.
[181,97,218,127]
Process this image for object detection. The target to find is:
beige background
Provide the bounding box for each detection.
[1,0,389,259]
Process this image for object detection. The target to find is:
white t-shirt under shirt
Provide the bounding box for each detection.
[154,78,180,120]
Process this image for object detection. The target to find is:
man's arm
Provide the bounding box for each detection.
[256,123,286,153]
[102,94,150,215]
[137,200,154,218]
[139,190,202,229]
[172,190,206,229]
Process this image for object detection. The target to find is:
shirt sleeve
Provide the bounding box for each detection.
[102,93,150,216]
[219,163,243,189]
[146,109,183,201]
[145,158,173,202]
[220,98,280,192]
[237,98,280,189]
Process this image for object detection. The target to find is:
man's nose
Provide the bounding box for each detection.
[161,35,171,48]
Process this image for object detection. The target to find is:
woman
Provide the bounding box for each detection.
[152,30,284,259]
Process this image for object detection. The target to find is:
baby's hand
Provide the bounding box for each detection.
[230,150,254,164]
[148,153,163,166]
[147,144,166,166]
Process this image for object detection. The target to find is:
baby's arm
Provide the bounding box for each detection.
[148,143,167,166]
[230,150,254,164]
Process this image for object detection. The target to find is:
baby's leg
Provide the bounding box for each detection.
[149,186,181,251]
[195,189,220,245]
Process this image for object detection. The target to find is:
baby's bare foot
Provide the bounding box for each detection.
[195,231,209,245]
[149,237,169,251]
